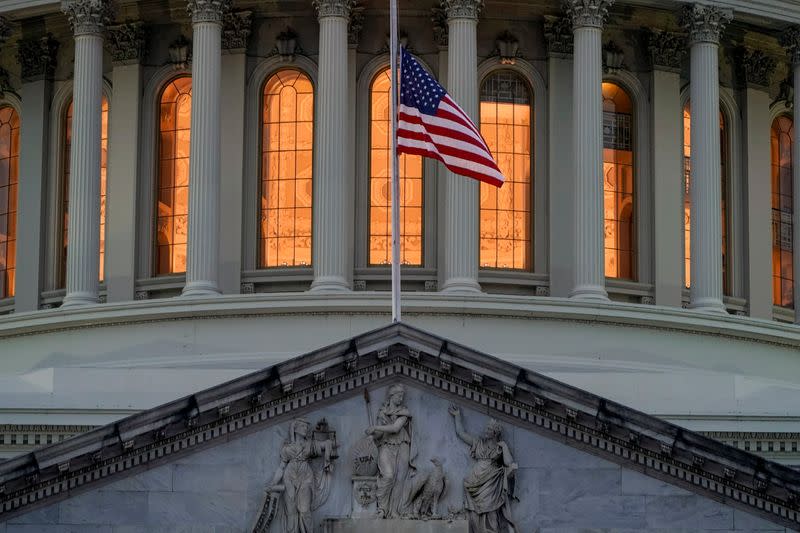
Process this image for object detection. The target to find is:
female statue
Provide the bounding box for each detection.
[365,383,415,518]
[448,405,518,533]
[265,418,335,533]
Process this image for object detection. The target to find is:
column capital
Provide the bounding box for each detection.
[0,17,12,48]
[780,26,800,66]
[645,29,686,72]
[187,0,231,25]
[106,22,147,64]
[441,0,483,21]
[563,0,614,30]
[313,0,354,20]
[16,35,59,81]
[222,10,252,51]
[61,0,114,37]
[679,4,732,45]
[737,47,776,89]
[544,15,573,57]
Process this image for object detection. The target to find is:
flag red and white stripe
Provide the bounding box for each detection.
[396,48,505,188]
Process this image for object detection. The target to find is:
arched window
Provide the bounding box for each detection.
[771,115,794,308]
[260,69,314,268]
[62,97,109,285]
[682,104,729,292]
[602,82,635,280]
[156,76,192,275]
[479,70,532,270]
[369,67,423,266]
[0,106,19,298]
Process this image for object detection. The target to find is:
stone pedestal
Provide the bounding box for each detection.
[322,519,469,533]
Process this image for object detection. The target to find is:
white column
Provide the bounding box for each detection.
[648,31,686,308]
[440,0,482,294]
[61,0,113,308]
[680,4,732,313]
[105,23,145,303]
[740,50,775,319]
[182,0,230,297]
[781,28,800,322]
[543,16,575,298]
[565,0,613,301]
[219,12,251,295]
[14,37,58,311]
[310,0,352,292]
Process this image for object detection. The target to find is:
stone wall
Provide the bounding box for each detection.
[0,385,789,532]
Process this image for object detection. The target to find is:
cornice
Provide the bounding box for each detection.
[0,324,798,528]
[563,0,614,30]
[186,0,231,25]
[679,3,733,45]
[60,0,113,37]
[105,21,146,64]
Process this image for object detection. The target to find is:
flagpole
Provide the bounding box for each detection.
[389,0,401,323]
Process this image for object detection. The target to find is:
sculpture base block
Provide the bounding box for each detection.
[322,518,469,533]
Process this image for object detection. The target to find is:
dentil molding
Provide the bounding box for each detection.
[563,0,614,30]
[60,0,114,36]
[679,3,732,45]
[187,0,231,25]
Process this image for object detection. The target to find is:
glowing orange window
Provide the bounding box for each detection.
[602,82,635,280]
[260,69,314,268]
[683,104,728,292]
[479,71,531,270]
[62,97,109,285]
[156,77,192,275]
[0,106,19,298]
[369,67,423,266]
[771,115,794,308]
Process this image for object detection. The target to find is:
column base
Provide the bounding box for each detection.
[440,277,482,294]
[309,275,351,293]
[569,284,609,302]
[61,291,99,308]
[181,280,221,298]
[688,297,727,314]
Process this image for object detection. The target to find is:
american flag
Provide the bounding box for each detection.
[397,47,505,188]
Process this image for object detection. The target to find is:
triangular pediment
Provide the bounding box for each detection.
[0,323,798,531]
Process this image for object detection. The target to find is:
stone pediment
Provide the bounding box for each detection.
[0,323,798,531]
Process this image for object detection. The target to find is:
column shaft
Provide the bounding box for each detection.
[62,32,104,307]
[570,25,607,300]
[441,16,480,293]
[311,13,350,291]
[183,20,222,296]
[688,41,725,312]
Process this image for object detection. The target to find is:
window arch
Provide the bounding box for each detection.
[682,103,729,293]
[61,97,109,285]
[602,82,635,280]
[155,76,192,276]
[479,70,532,270]
[260,69,314,268]
[369,67,423,266]
[0,106,19,298]
[771,114,794,308]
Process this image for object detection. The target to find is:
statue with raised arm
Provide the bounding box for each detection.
[261,418,336,533]
[448,404,518,533]
[364,383,416,518]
